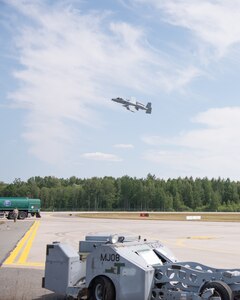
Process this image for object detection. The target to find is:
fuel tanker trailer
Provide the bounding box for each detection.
[0,197,41,219]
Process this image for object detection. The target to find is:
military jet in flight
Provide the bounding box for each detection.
[111,97,152,114]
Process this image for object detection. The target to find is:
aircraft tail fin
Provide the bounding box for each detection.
[146,102,152,114]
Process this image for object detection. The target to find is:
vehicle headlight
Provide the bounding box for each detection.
[109,234,119,244]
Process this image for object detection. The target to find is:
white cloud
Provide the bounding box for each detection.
[81,152,122,162]
[156,66,201,93]
[5,0,200,163]
[141,135,170,146]
[113,143,134,149]
[134,0,240,59]
[143,107,240,179]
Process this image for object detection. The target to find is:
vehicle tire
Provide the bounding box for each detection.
[36,212,41,218]
[89,276,115,300]
[200,281,233,300]
[18,211,27,220]
[8,211,14,219]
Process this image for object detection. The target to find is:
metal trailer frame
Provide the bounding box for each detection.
[43,233,240,300]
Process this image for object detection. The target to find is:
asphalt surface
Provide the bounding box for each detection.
[0,220,33,266]
[0,212,240,300]
[0,217,64,300]
[0,268,62,300]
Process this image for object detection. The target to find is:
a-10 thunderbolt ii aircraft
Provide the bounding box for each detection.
[112,97,152,114]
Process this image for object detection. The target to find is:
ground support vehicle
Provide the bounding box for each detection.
[0,197,41,219]
[43,233,240,300]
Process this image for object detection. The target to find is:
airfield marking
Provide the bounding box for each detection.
[3,220,44,268]
[173,236,239,256]
[186,236,216,240]
[3,221,37,265]
[18,220,40,264]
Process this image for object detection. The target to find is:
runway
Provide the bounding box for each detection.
[0,212,240,299]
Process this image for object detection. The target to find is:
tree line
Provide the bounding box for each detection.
[0,175,240,212]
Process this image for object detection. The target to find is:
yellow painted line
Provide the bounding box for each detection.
[23,261,44,267]
[18,221,40,264]
[186,236,216,240]
[176,238,185,247]
[3,221,37,265]
[16,261,45,267]
[3,262,45,269]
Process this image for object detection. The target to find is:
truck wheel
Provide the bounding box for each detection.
[8,212,14,219]
[89,276,115,300]
[200,281,233,300]
[18,211,27,219]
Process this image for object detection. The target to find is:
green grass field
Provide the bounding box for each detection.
[76,212,240,222]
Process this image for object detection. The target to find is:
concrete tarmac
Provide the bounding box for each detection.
[0,212,240,299]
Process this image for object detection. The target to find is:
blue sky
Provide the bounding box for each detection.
[1,0,240,183]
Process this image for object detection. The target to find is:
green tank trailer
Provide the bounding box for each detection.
[0,197,41,219]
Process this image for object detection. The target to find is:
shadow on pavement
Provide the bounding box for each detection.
[32,293,65,299]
